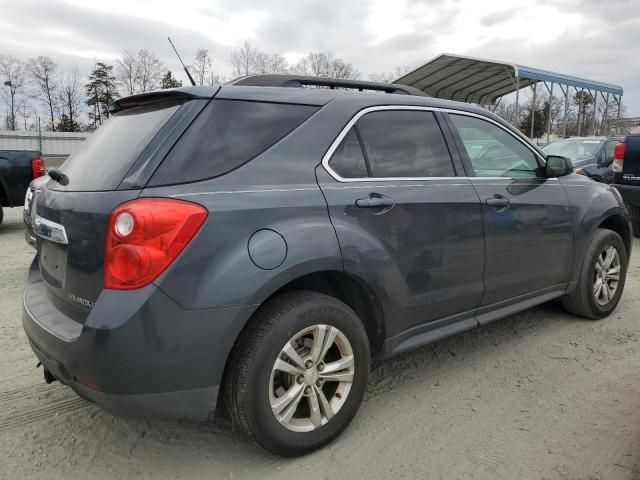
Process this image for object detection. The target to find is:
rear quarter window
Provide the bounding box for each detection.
[149,99,318,186]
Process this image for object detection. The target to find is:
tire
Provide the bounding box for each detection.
[224,291,370,456]
[562,229,628,319]
[627,204,640,238]
[0,205,3,226]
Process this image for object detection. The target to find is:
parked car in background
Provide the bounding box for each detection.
[22,77,632,456]
[612,134,640,238]
[0,150,45,226]
[542,136,621,171]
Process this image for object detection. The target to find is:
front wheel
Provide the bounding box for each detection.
[224,291,370,456]
[562,229,628,319]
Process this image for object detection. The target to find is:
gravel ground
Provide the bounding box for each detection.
[1,206,640,480]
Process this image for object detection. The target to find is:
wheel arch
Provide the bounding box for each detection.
[598,212,631,258]
[219,269,386,402]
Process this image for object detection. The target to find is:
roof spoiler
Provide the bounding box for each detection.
[109,86,216,113]
[227,74,428,97]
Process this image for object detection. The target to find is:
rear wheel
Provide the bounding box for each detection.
[224,291,370,456]
[562,229,628,319]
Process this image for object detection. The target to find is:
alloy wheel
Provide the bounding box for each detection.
[269,324,355,432]
[593,245,621,306]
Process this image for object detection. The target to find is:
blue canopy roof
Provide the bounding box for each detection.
[395,53,623,104]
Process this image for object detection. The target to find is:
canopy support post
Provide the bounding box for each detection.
[601,92,610,135]
[615,95,622,134]
[547,83,553,144]
[514,76,520,128]
[530,81,537,140]
[577,89,583,137]
[591,90,598,136]
[561,85,569,137]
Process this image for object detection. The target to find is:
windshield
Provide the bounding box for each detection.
[542,139,601,159]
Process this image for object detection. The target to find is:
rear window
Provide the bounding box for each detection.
[149,99,318,186]
[55,102,180,191]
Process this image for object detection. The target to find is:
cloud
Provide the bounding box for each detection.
[480,8,519,27]
[0,0,637,114]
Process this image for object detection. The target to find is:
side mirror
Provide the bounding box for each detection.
[546,155,573,177]
[602,154,614,167]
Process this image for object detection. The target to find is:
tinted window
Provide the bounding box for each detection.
[450,114,540,177]
[55,102,180,191]
[356,110,455,178]
[150,100,317,185]
[329,128,369,178]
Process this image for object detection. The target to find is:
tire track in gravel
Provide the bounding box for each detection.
[0,383,51,401]
[0,383,90,433]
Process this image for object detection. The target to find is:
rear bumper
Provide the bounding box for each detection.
[22,258,257,420]
[28,336,219,420]
[613,183,640,206]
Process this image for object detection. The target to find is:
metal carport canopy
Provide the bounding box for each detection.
[394,53,623,105]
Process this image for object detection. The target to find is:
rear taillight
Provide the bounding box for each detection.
[104,198,208,290]
[31,157,45,179]
[613,143,625,173]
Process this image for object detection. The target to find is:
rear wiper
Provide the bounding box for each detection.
[48,168,69,186]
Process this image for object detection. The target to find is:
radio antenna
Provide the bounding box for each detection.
[167,36,196,86]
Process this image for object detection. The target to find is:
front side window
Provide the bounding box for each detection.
[450,114,541,178]
[329,110,455,179]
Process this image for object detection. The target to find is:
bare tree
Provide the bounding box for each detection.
[269,53,289,74]
[189,49,213,85]
[117,49,164,94]
[0,55,27,130]
[294,52,359,79]
[117,50,137,95]
[230,41,257,77]
[28,56,59,130]
[369,65,413,83]
[58,69,83,132]
[136,49,163,92]
[292,56,310,76]
[252,51,271,74]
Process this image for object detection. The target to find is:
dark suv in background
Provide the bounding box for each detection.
[612,134,640,237]
[22,76,631,456]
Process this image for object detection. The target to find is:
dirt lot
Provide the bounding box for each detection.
[1,206,640,480]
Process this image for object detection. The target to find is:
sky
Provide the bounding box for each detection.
[0,0,639,114]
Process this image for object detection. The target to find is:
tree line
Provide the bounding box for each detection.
[0,42,409,133]
[495,90,626,139]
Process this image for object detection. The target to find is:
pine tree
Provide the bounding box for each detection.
[161,70,182,89]
[85,62,118,127]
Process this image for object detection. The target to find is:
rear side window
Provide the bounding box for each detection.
[55,102,180,191]
[329,110,455,179]
[150,100,318,185]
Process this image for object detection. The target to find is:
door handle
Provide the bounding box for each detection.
[356,194,395,209]
[485,195,510,209]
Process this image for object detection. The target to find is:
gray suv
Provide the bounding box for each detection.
[22,75,632,456]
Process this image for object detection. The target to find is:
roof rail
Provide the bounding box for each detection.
[227,74,428,97]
